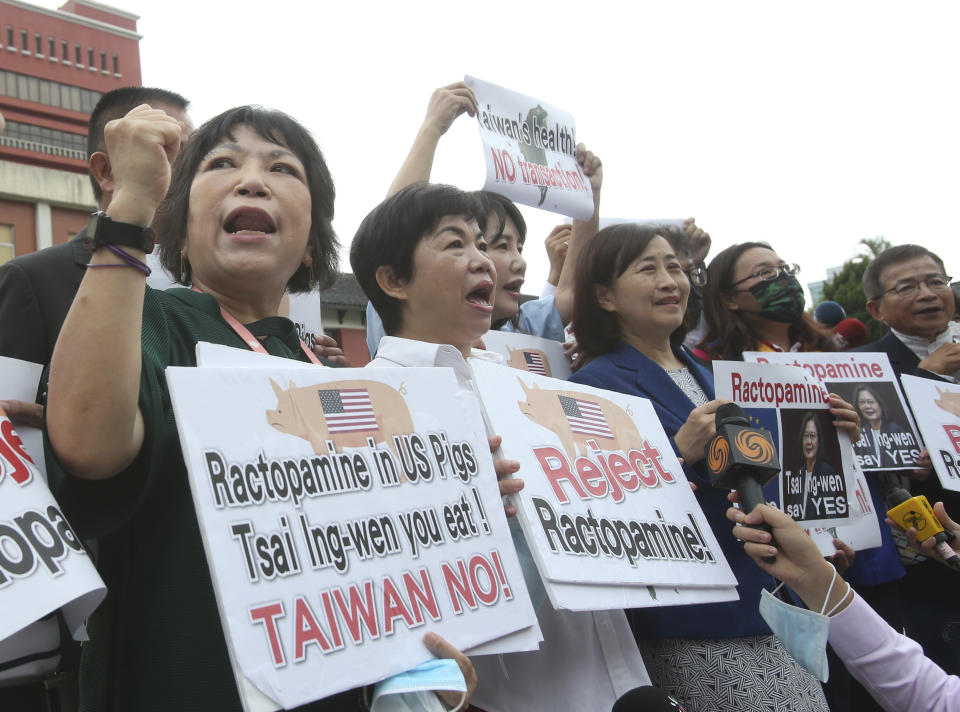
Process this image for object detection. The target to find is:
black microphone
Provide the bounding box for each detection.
[612,685,688,711]
[705,403,781,562]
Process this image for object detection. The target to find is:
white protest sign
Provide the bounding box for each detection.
[599,218,685,229]
[900,375,960,493]
[167,366,537,710]
[0,407,106,643]
[282,291,325,352]
[714,361,858,528]
[745,352,922,471]
[470,360,736,591]
[481,330,571,381]
[0,356,44,475]
[465,76,594,220]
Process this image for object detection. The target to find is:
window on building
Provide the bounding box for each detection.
[35,33,42,55]
[48,37,55,58]
[0,69,103,115]
[3,119,86,154]
[20,29,28,52]
[75,44,82,65]
[112,54,119,75]
[0,225,15,266]
[6,27,13,47]
[61,39,68,62]
[100,50,106,71]
[87,47,94,68]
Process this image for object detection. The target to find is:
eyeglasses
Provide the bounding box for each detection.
[879,275,952,300]
[685,264,708,287]
[730,263,800,289]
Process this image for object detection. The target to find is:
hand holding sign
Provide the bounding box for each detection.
[423,82,479,139]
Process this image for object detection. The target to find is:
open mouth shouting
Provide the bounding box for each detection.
[224,207,277,239]
[466,281,495,313]
[501,278,524,300]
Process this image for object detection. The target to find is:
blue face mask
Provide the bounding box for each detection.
[371,658,466,712]
[758,568,844,683]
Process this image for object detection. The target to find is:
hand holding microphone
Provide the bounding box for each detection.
[885,488,960,569]
[705,403,781,562]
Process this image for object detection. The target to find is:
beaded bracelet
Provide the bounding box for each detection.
[86,243,152,276]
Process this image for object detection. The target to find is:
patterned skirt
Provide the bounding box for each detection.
[639,635,829,712]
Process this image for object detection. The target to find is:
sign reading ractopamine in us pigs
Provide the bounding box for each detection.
[470,360,736,592]
[166,366,537,711]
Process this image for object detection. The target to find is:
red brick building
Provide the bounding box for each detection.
[0,0,141,263]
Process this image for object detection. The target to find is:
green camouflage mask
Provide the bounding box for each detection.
[748,274,806,323]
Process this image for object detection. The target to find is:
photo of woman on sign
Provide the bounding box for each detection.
[782,410,846,523]
[851,383,917,469]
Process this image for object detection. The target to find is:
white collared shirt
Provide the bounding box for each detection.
[892,323,960,382]
[366,335,650,712]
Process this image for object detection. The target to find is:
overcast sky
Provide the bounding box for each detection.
[43,0,960,296]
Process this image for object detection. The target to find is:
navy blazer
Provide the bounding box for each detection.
[570,341,774,640]
[857,330,949,383]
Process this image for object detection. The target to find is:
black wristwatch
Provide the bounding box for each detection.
[87,211,155,253]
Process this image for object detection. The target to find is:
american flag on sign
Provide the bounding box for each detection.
[317,389,378,433]
[558,394,614,438]
[523,350,548,375]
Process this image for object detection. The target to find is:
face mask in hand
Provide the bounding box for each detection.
[748,274,806,323]
[758,567,846,682]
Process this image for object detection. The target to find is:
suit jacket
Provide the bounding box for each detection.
[857,330,949,383]
[0,229,92,368]
[570,341,774,639]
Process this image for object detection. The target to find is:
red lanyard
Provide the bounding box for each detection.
[192,287,322,365]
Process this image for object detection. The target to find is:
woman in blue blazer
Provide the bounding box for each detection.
[569,223,831,712]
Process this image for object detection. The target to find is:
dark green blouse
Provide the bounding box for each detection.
[47,287,359,712]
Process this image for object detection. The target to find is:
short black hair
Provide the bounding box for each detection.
[478,191,526,246]
[862,244,946,301]
[154,105,338,293]
[350,183,484,336]
[87,86,189,201]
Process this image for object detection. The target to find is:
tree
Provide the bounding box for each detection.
[821,237,892,343]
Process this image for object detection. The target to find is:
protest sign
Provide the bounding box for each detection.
[0,406,106,645]
[481,330,572,381]
[745,352,922,471]
[167,366,537,710]
[0,356,44,475]
[714,361,858,528]
[900,375,960,493]
[470,360,736,594]
[464,76,594,220]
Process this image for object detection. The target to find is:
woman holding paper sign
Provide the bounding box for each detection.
[569,224,860,711]
[43,106,475,711]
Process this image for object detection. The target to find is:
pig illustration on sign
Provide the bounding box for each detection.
[267,379,413,456]
[506,346,552,377]
[516,379,646,460]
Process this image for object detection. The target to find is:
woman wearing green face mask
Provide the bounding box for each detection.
[697,242,835,360]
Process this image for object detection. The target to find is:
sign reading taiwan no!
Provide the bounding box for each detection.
[167,366,537,710]
[465,76,594,220]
